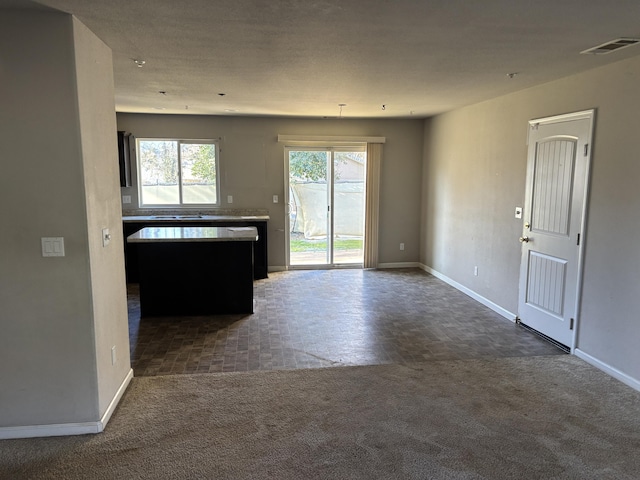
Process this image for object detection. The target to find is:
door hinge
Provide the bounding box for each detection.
[570,318,574,330]
[584,144,589,156]
[577,233,581,246]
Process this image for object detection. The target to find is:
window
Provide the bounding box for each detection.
[137,139,219,206]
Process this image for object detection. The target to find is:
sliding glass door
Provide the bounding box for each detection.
[286,147,366,268]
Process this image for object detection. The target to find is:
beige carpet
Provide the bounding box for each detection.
[1,355,639,479]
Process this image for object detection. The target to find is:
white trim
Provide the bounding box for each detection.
[0,421,102,440]
[571,110,596,354]
[377,262,420,269]
[420,264,516,321]
[575,349,640,393]
[100,368,134,429]
[277,134,386,146]
[527,109,595,145]
[529,109,595,127]
[0,368,133,440]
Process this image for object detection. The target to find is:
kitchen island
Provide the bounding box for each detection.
[127,226,258,316]
[123,214,269,282]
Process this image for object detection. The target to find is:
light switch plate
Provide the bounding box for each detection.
[227,195,233,204]
[122,195,132,204]
[42,237,65,257]
[273,195,278,203]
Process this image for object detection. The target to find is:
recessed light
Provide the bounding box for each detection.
[506,72,518,79]
[224,109,237,112]
[133,59,145,67]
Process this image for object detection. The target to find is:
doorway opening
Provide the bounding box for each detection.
[285,147,366,268]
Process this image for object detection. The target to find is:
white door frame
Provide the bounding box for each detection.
[284,145,366,270]
[521,109,595,352]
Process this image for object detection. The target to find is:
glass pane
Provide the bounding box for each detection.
[333,151,365,264]
[180,143,218,204]
[288,150,329,265]
[139,140,179,204]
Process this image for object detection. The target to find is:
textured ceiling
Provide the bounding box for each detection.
[3,0,640,118]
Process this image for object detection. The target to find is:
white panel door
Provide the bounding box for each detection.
[518,111,594,349]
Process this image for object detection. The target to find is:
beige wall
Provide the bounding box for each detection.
[73,18,131,418]
[422,55,640,383]
[0,11,130,430]
[117,115,425,267]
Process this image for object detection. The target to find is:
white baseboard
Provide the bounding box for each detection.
[574,349,640,393]
[268,266,286,272]
[0,368,133,440]
[419,264,516,322]
[100,368,134,429]
[0,421,102,440]
[377,262,420,269]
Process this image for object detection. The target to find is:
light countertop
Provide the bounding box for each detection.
[123,214,269,223]
[127,226,259,243]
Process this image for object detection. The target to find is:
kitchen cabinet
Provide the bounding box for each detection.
[128,226,257,316]
[117,131,134,187]
[123,216,269,283]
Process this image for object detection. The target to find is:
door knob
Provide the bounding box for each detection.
[519,236,530,243]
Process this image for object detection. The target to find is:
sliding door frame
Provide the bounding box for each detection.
[284,144,366,270]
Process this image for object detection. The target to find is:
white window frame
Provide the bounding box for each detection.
[136,138,220,207]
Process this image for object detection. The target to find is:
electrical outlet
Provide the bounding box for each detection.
[273,195,279,203]
[399,243,405,251]
[227,195,233,204]
[474,266,478,276]
[122,195,132,204]
[111,346,116,365]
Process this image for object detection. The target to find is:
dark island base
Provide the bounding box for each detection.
[137,241,254,316]
[124,220,268,282]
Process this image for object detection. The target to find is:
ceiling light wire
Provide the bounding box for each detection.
[338,103,346,119]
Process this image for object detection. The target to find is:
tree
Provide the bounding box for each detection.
[139,141,178,185]
[289,150,357,182]
[289,151,329,182]
[185,144,216,184]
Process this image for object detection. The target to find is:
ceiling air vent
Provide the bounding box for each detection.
[581,38,640,55]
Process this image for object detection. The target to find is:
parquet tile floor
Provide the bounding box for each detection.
[128,268,564,376]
